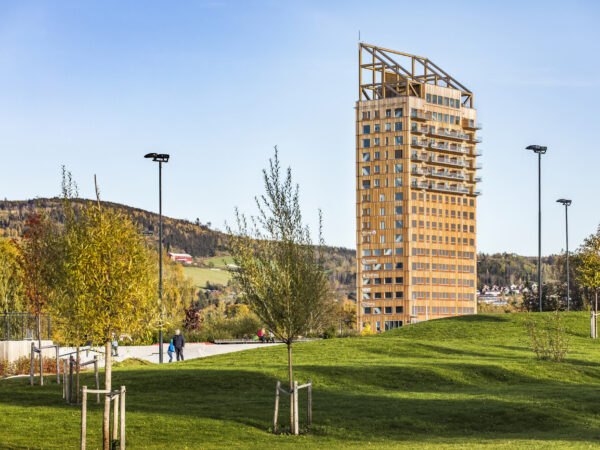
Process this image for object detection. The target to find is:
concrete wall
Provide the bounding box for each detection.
[0,341,55,363]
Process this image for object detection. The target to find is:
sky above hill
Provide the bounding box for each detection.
[1,0,599,255]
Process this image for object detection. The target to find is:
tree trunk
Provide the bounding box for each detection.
[76,346,80,404]
[37,312,43,386]
[103,341,112,450]
[287,342,293,433]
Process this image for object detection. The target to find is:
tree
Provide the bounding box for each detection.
[54,199,156,449]
[576,225,600,335]
[227,148,331,432]
[0,238,25,313]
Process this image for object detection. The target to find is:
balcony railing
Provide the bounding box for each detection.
[411,140,428,148]
[411,110,431,121]
[473,175,482,182]
[433,157,469,168]
[472,148,482,156]
[410,125,427,134]
[471,136,483,143]
[411,167,426,175]
[427,171,465,181]
[463,120,483,130]
[427,128,469,141]
[411,152,429,162]
[411,180,478,196]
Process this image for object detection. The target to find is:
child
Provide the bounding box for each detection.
[167,339,175,363]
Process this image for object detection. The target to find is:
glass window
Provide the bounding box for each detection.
[384,248,392,256]
[395,177,402,187]
[394,149,402,158]
[395,122,402,131]
[384,263,393,270]
[373,249,382,256]
[362,152,370,162]
[444,97,449,107]
[395,136,403,145]
[385,306,392,313]
[363,139,371,148]
[395,262,403,269]
[396,306,403,313]
[374,138,380,146]
[364,307,372,314]
[426,93,431,102]
[363,125,371,134]
[394,163,403,173]
[395,277,403,283]
[380,207,385,215]
[374,123,381,132]
[450,98,454,108]
[374,151,380,160]
[362,180,370,189]
[395,248,403,256]
[395,206,402,214]
[385,123,391,131]
[395,234,403,242]
[395,192,403,201]
[432,95,437,104]
[373,263,381,270]
[374,179,380,187]
[385,109,391,117]
[379,194,385,201]
[394,108,402,117]
[395,220,403,228]
[374,307,381,314]
[432,112,437,121]
[362,166,370,176]
[362,250,371,256]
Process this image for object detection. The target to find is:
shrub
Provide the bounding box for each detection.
[322,326,337,339]
[525,310,570,362]
[0,359,11,378]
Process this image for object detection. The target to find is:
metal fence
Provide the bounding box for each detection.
[0,313,51,341]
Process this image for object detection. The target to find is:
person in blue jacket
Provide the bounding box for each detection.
[167,338,175,362]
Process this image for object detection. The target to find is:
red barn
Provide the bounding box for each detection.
[167,252,192,263]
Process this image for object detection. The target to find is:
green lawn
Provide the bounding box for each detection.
[183,266,231,288]
[2,312,600,448]
[204,255,234,268]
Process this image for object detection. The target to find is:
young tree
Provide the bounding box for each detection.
[228,148,331,432]
[56,200,156,449]
[0,238,25,313]
[576,225,600,335]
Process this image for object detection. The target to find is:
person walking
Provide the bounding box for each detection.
[167,339,175,363]
[173,329,185,361]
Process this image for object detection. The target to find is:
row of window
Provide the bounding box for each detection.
[362,262,404,271]
[412,234,475,246]
[362,291,404,300]
[412,207,475,220]
[362,136,403,148]
[361,206,404,216]
[361,108,403,120]
[363,306,404,315]
[411,263,475,273]
[412,277,476,287]
[412,306,475,315]
[361,220,404,230]
[361,178,403,189]
[411,221,475,233]
[425,94,461,109]
[362,123,403,134]
[361,192,404,202]
[411,192,476,205]
[361,163,403,176]
[411,248,475,259]
[361,150,403,162]
[361,248,404,257]
[362,276,403,285]
[412,292,476,300]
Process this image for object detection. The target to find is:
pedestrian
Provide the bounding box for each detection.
[111,333,119,357]
[258,328,265,343]
[268,330,275,343]
[167,338,175,363]
[173,329,185,361]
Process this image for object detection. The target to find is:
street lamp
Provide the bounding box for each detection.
[526,145,547,312]
[556,199,572,311]
[144,152,170,363]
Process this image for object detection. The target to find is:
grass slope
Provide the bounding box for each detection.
[1,312,600,449]
[183,266,231,288]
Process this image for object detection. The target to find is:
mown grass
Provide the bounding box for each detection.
[183,266,231,288]
[1,312,600,449]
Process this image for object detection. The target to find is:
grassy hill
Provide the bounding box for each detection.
[183,266,232,288]
[1,312,600,448]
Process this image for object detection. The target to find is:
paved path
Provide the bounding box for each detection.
[59,342,282,366]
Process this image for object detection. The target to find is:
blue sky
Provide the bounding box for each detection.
[1,0,599,255]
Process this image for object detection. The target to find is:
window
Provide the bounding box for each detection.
[362,125,371,134]
[395,248,403,256]
[384,248,392,256]
[395,277,403,284]
[362,180,370,189]
[362,250,371,256]
[384,320,402,331]
[384,276,393,283]
[450,98,454,108]
[374,138,380,146]
[384,263,393,270]
[380,207,385,215]
[374,293,382,299]
[364,307,372,314]
[426,93,431,102]
[394,177,402,187]
[362,152,370,162]
[395,206,402,214]
[379,194,385,201]
[395,149,402,158]
[373,249,382,256]
[363,139,371,148]
[374,124,381,132]
[374,151,380,160]
[376,321,381,332]
[394,163,403,173]
[385,109,391,117]
[395,122,403,131]
[373,165,380,174]
[396,306,403,313]
[384,293,392,300]
[395,262,403,269]
[385,123,391,131]
[362,111,370,119]
[362,166,370,176]
[395,291,403,298]
[362,278,370,285]
[379,221,385,230]
[395,136,403,145]
[394,108,402,117]
[395,192,403,201]
[395,234,403,242]
[374,307,382,314]
[395,220,403,229]
[385,306,392,313]
[373,263,381,270]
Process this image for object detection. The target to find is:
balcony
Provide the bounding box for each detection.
[472,148,482,156]
[411,152,428,162]
[463,119,483,130]
[432,156,469,168]
[411,180,477,196]
[427,170,465,181]
[471,135,483,143]
[472,175,482,183]
[473,162,483,170]
[427,128,469,141]
[411,110,431,121]
[411,167,426,176]
[410,124,427,134]
[411,139,428,148]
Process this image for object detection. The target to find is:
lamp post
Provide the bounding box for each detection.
[144,153,170,363]
[556,199,572,311]
[525,145,547,312]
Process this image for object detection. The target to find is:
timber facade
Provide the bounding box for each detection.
[356,44,480,332]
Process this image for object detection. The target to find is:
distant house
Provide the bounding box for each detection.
[168,252,192,264]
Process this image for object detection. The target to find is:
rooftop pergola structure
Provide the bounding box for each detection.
[358,43,473,107]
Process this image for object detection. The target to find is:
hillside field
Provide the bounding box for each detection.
[1,312,599,448]
[183,266,231,288]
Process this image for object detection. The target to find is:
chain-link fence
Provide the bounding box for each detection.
[0,313,51,341]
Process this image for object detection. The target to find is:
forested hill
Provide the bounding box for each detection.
[0,198,226,257]
[0,199,561,291]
